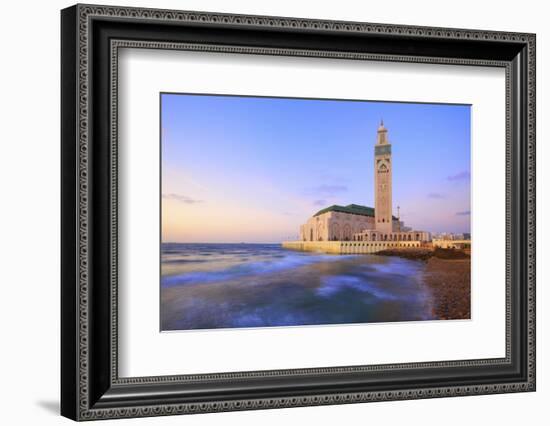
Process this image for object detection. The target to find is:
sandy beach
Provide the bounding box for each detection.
[378,248,471,320]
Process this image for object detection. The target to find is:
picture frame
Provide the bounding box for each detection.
[61,3,536,421]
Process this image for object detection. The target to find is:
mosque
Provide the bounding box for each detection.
[297,121,430,244]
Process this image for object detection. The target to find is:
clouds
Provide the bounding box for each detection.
[456,210,471,216]
[304,184,348,197]
[447,171,470,182]
[304,184,348,209]
[162,193,203,204]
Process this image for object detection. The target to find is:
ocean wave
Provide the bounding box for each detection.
[162,252,351,287]
[317,275,398,300]
[365,258,423,276]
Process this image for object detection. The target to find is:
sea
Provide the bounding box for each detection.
[160,243,435,331]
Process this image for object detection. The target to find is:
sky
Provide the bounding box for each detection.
[161,93,471,243]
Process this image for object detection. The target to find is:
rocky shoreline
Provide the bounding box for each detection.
[377,247,469,261]
[377,247,471,320]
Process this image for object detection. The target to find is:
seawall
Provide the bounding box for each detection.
[281,240,421,254]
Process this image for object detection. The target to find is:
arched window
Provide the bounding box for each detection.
[332,223,340,241]
[343,224,352,241]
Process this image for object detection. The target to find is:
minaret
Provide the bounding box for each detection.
[374,120,393,234]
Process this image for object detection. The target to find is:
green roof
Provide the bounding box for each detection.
[313,204,397,220]
[313,204,374,217]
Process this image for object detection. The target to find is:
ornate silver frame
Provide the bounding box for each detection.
[61,4,536,421]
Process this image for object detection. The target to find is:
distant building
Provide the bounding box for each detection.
[432,239,471,249]
[432,232,471,241]
[298,122,430,243]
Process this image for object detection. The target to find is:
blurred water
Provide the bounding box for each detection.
[161,243,435,331]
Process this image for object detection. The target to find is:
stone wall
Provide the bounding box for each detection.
[299,211,375,242]
[282,240,421,254]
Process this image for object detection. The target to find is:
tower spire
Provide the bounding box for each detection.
[377,119,388,145]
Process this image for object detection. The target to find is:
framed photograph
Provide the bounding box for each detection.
[61,4,536,421]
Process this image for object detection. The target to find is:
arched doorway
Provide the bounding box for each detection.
[343,224,352,241]
[332,223,340,241]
